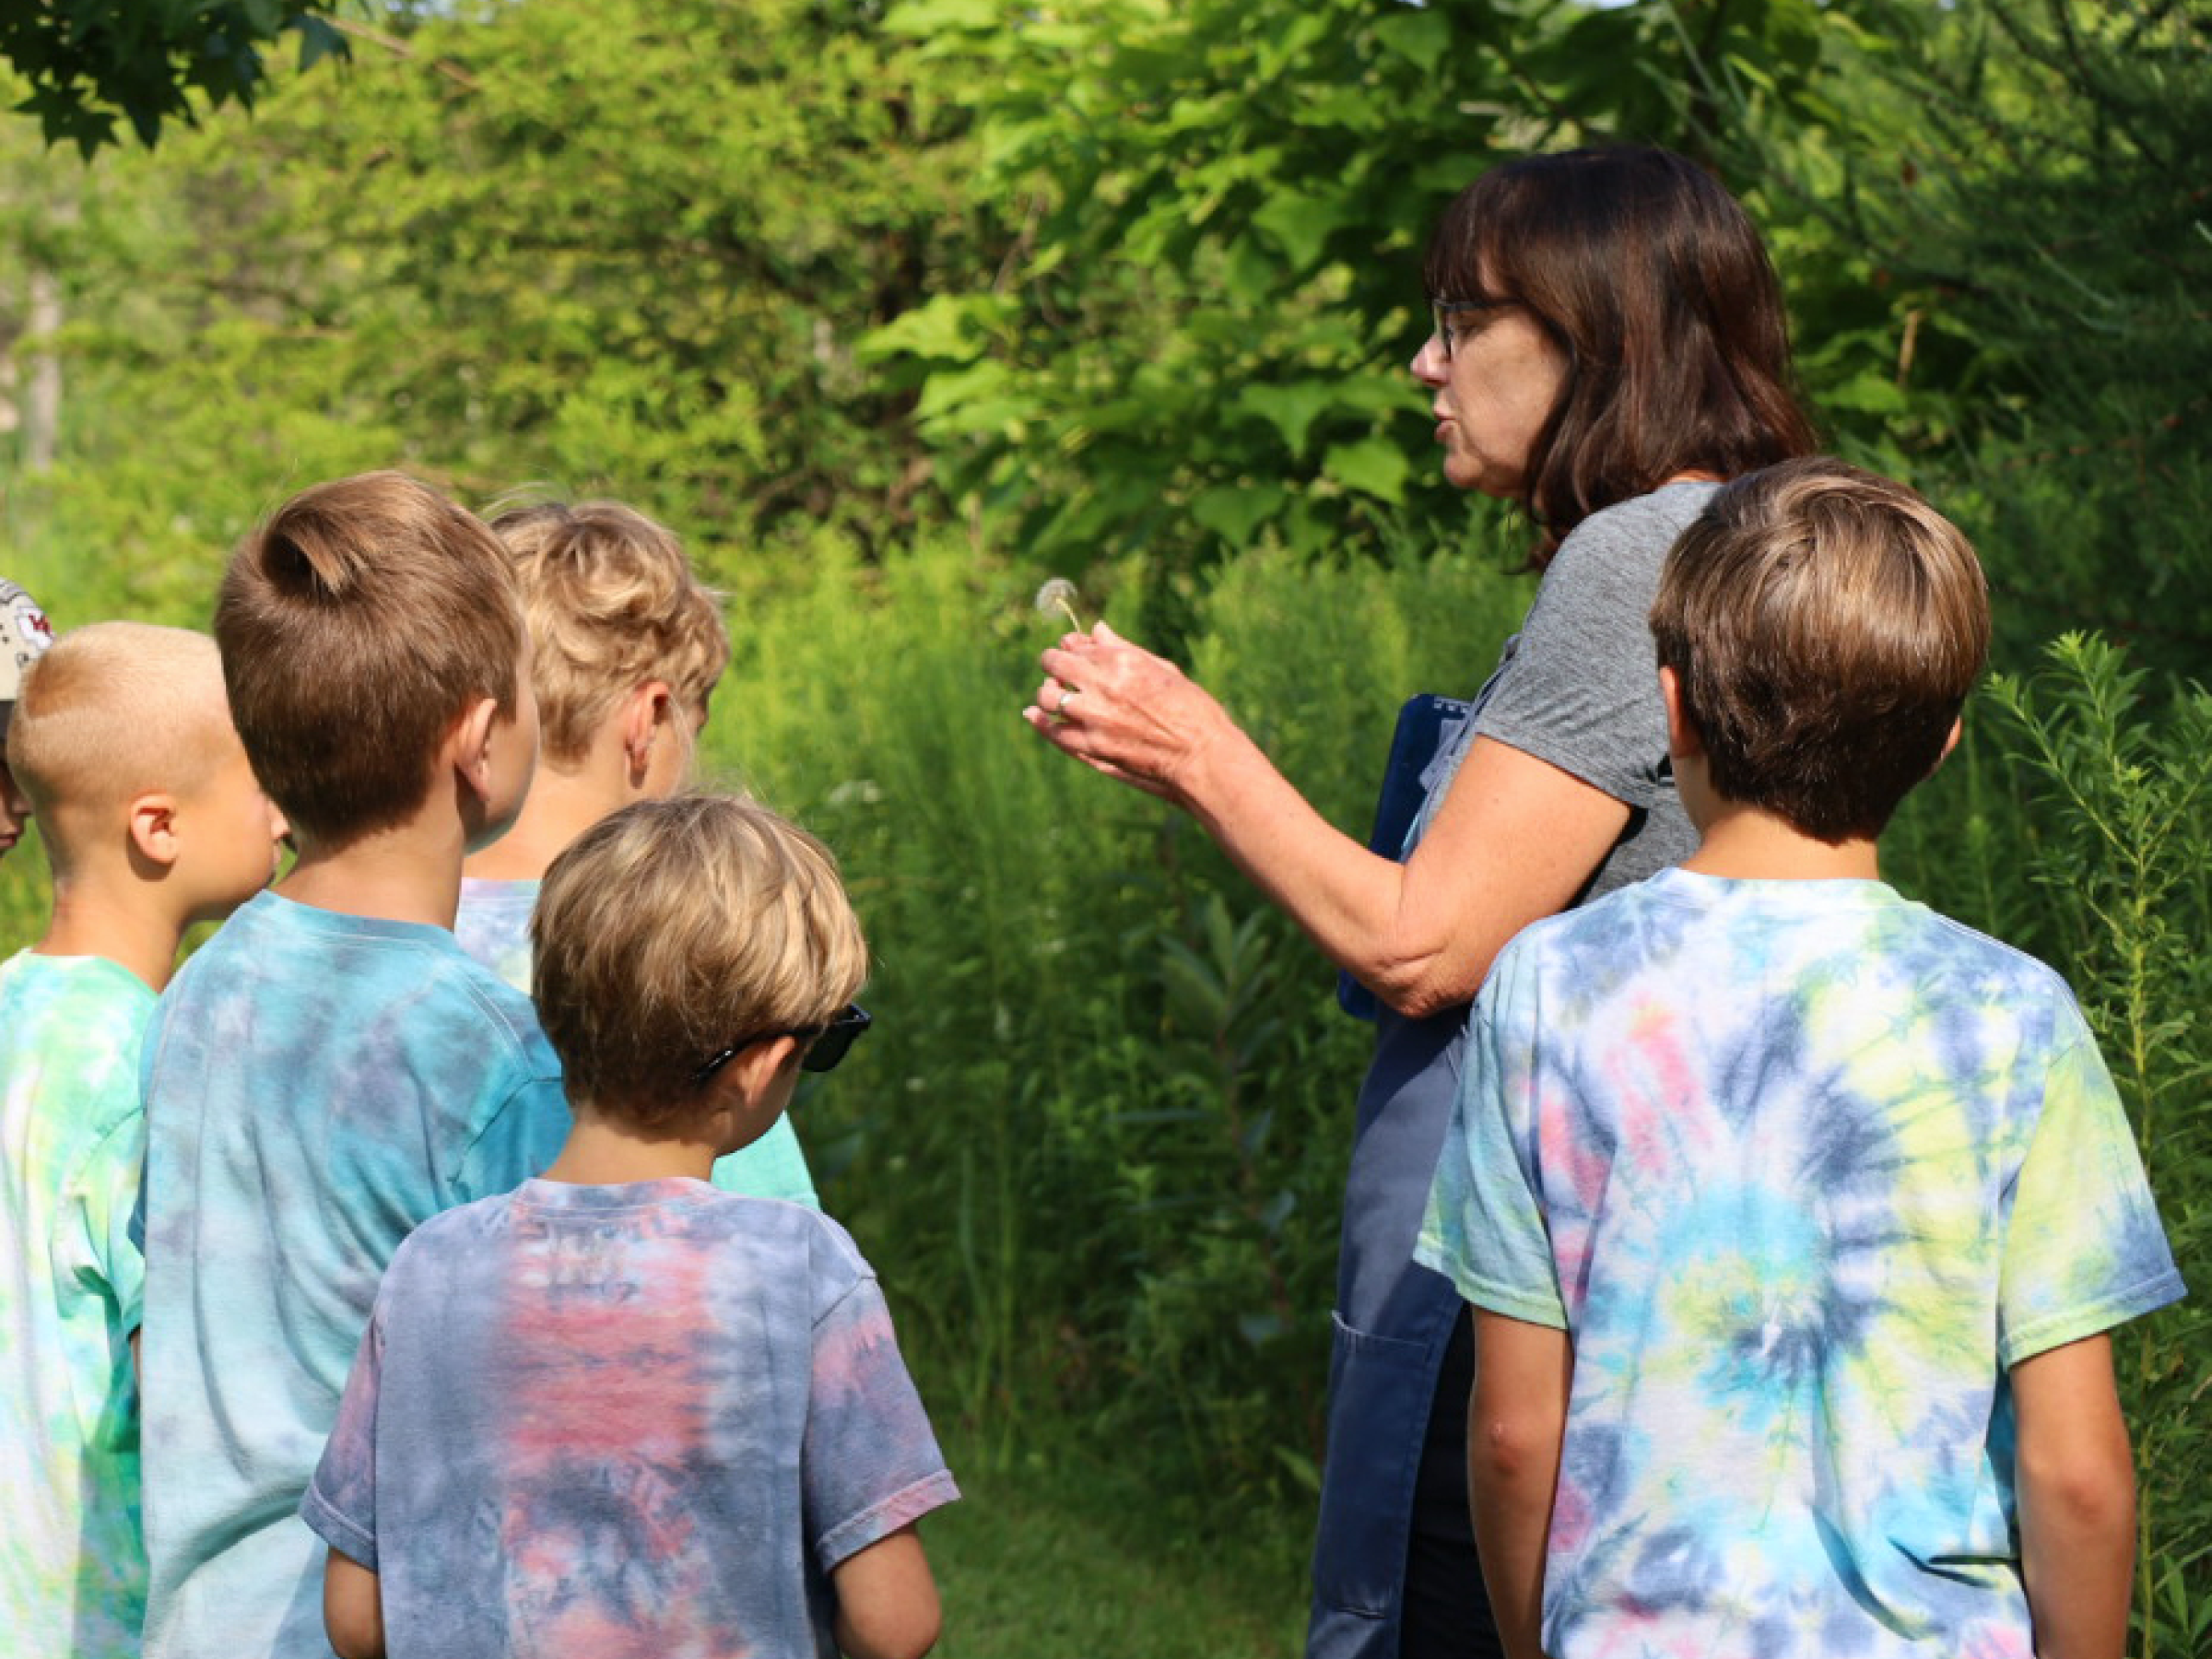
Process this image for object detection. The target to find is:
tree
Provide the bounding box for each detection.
[0,0,348,154]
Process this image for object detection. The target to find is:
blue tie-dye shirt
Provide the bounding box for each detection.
[1417,869,2184,1659]
[302,1178,959,1658]
[137,891,571,1658]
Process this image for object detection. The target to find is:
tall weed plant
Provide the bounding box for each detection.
[1985,639,2212,1655]
[1889,637,2212,1654]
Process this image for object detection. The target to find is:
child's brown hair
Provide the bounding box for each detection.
[531,794,866,1125]
[488,501,729,767]
[218,472,526,849]
[1650,457,1990,843]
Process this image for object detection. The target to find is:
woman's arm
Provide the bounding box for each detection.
[1030,625,1630,1017]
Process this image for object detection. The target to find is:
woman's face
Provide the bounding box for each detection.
[1411,298,1569,500]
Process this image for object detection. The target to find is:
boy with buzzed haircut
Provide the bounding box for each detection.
[306,794,956,1659]
[137,472,571,1659]
[1,622,285,1657]
[0,575,57,861]
[1418,458,2184,1659]
[458,498,818,1205]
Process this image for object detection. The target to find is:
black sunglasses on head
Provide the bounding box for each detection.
[690,1003,872,1089]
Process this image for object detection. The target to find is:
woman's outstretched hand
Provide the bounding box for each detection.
[1023,621,1234,806]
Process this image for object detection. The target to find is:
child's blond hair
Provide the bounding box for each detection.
[1651,457,1989,842]
[489,501,729,766]
[6,623,234,874]
[218,472,526,849]
[532,794,866,1124]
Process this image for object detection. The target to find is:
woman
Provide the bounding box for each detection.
[1027,147,1817,1659]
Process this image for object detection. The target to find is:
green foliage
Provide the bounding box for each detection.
[0,0,347,153]
[1706,0,2212,673]
[0,0,988,569]
[1982,638,2212,1655]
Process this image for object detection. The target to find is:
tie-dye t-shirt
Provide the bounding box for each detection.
[138,890,572,1659]
[455,875,822,1207]
[301,1178,959,1658]
[1417,870,2184,1659]
[0,952,153,1658]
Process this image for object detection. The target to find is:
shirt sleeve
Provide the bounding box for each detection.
[1999,1019,2186,1366]
[300,1305,387,1570]
[453,1072,572,1203]
[1415,944,1568,1330]
[804,1264,959,1572]
[68,1112,147,1339]
[1470,507,1677,810]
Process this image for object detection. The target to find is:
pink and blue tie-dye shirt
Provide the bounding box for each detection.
[1417,869,2184,1659]
[0,952,152,1658]
[302,1177,959,1658]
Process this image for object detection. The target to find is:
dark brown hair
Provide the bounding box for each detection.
[532,794,867,1124]
[1424,147,1818,555]
[217,471,525,850]
[1650,458,1990,843]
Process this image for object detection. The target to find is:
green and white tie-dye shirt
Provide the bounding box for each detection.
[0,950,153,1658]
[1418,869,2185,1659]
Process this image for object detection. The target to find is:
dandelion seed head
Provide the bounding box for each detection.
[1033,576,1085,632]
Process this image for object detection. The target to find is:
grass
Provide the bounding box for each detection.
[924,1421,1309,1659]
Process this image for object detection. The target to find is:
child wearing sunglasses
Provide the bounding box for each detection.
[302,794,956,1659]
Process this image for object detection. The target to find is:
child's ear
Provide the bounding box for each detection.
[718,1033,804,1110]
[1658,666,1704,760]
[447,695,503,803]
[1931,716,1964,775]
[620,681,674,778]
[128,792,183,871]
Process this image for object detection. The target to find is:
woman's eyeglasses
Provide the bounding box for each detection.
[1430,297,1508,362]
[690,1003,872,1088]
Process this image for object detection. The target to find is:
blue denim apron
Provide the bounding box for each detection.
[1309,693,1484,1659]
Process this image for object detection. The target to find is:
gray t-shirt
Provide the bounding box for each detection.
[1418,480,1714,899]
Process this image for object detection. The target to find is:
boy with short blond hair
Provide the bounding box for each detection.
[137,472,571,1659]
[456,499,818,1202]
[1418,458,2183,1659]
[1,623,284,1656]
[0,576,56,861]
[307,794,956,1659]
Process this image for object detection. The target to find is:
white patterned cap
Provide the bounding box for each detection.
[0,578,56,736]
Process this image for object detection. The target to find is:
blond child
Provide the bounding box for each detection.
[1418,459,2182,1659]
[0,576,57,861]
[1,623,285,1655]
[456,500,817,1204]
[136,473,571,1659]
[306,795,954,1659]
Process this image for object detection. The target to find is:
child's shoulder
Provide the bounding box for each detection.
[0,949,155,1089]
[168,889,551,1052]
[1500,872,2085,1004]
[386,1182,878,1314]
